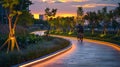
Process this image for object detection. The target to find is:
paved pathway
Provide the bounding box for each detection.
[30,36,120,67]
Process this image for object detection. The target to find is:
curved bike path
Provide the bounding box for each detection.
[27,36,120,67]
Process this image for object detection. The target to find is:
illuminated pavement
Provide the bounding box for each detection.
[28,36,120,67]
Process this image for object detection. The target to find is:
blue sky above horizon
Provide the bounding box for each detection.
[30,0,120,18]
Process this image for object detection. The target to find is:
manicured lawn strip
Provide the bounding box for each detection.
[84,31,120,46]
[50,31,120,46]
[0,34,70,67]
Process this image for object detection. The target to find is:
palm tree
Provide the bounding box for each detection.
[77,7,84,25]
[45,8,57,20]
[84,11,98,34]
[114,3,120,36]
[44,8,57,36]
[58,17,66,33]
[100,7,111,35]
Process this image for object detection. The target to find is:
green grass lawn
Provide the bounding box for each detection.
[50,30,120,46]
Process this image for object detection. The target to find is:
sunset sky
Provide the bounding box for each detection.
[29,0,120,19]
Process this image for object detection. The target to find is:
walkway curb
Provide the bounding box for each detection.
[12,39,72,67]
[84,38,120,51]
[52,35,120,51]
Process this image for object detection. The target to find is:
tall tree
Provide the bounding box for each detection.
[17,11,34,27]
[16,0,33,27]
[44,7,57,36]
[77,7,84,25]
[45,8,57,20]
[85,11,98,34]
[0,0,32,52]
[101,7,110,35]
[114,3,120,36]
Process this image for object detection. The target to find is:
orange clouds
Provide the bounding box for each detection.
[33,13,76,19]
[30,0,119,18]
[41,0,89,3]
[73,0,89,2]
[73,3,117,8]
[57,13,76,17]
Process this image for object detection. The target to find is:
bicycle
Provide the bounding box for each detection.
[77,32,83,42]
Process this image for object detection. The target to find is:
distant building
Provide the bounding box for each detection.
[39,14,46,20]
[39,15,43,20]
[39,14,44,20]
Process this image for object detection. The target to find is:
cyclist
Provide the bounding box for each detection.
[76,24,84,42]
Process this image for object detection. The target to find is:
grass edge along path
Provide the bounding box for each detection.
[51,35,120,52]
[17,39,72,67]
[0,36,71,67]
[50,33,120,50]
[50,32,120,46]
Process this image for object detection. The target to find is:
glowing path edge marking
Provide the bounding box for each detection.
[15,35,120,67]
[52,35,120,51]
[17,42,72,67]
[84,39,120,51]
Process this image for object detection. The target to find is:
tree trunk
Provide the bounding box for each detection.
[91,26,94,35]
[116,28,120,36]
[0,16,20,52]
[103,26,107,35]
[8,17,12,33]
